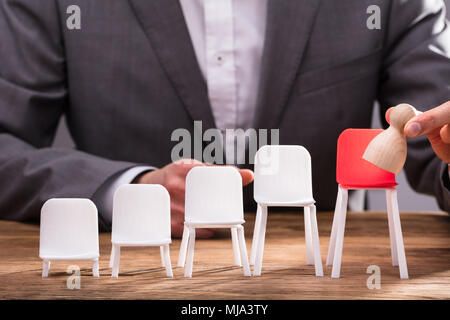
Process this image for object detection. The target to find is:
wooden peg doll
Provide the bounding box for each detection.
[363,103,420,174]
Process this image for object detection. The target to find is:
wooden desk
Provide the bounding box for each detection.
[0,211,449,300]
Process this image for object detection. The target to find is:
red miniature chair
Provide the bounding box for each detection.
[327,129,408,279]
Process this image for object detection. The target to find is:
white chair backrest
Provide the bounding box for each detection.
[112,184,171,244]
[254,145,314,203]
[185,166,244,224]
[39,198,99,258]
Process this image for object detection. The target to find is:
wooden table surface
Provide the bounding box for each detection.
[0,211,449,300]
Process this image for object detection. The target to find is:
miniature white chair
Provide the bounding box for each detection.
[250,145,323,277]
[177,166,251,277]
[326,129,408,279]
[110,184,173,278]
[39,198,100,278]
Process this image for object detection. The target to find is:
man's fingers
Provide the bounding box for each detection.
[166,181,186,197]
[195,228,215,239]
[171,223,214,238]
[404,101,450,138]
[385,107,394,125]
[171,202,185,218]
[172,158,207,175]
[239,169,254,186]
[171,223,185,238]
[424,127,443,146]
[440,124,450,144]
[170,206,186,238]
[173,158,204,166]
[172,161,254,186]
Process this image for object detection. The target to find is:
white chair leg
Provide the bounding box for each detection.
[327,186,342,266]
[160,246,166,267]
[109,245,115,268]
[250,204,262,265]
[231,227,242,266]
[304,206,314,265]
[237,226,251,276]
[92,258,100,277]
[310,205,323,277]
[388,189,409,279]
[331,187,348,278]
[111,245,121,278]
[163,244,173,278]
[42,260,50,278]
[177,224,189,267]
[253,205,268,276]
[184,228,196,278]
[386,189,398,267]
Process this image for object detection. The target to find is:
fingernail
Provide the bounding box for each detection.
[405,122,422,137]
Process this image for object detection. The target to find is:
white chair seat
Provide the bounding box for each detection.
[40,253,99,260]
[112,239,172,246]
[255,199,315,206]
[185,220,245,227]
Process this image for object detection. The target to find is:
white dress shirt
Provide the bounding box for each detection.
[180,0,267,131]
[94,0,268,222]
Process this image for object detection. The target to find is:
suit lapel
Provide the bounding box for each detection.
[253,0,322,130]
[128,0,216,130]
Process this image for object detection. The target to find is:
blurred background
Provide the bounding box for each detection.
[52,1,450,212]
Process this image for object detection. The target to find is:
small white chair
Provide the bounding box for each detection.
[178,166,251,277]
[110,184,173,278]
[39,198,100,278]
[250,145,323,277]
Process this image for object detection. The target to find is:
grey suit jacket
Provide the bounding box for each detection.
[0,0,449,230]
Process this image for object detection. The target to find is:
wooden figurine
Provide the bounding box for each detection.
[363,103,420,174]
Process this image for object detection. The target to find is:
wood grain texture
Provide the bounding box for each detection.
[0,211,449,300]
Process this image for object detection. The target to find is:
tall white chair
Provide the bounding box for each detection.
[178,166,251,277]
[110,184,173,278]
[251,145,323,277]
[39,198,100,278]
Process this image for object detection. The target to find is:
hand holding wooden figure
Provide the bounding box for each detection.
[399,101,450,164]
[364,101,450,174]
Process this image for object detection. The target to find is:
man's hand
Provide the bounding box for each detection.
[133,159,254,238]
[386,101,450,164]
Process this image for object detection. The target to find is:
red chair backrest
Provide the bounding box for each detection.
[336,129,397,188]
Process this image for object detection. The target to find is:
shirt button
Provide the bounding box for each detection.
[215,53,225,65]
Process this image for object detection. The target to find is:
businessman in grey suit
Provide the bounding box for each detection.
[0,0,449,236]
